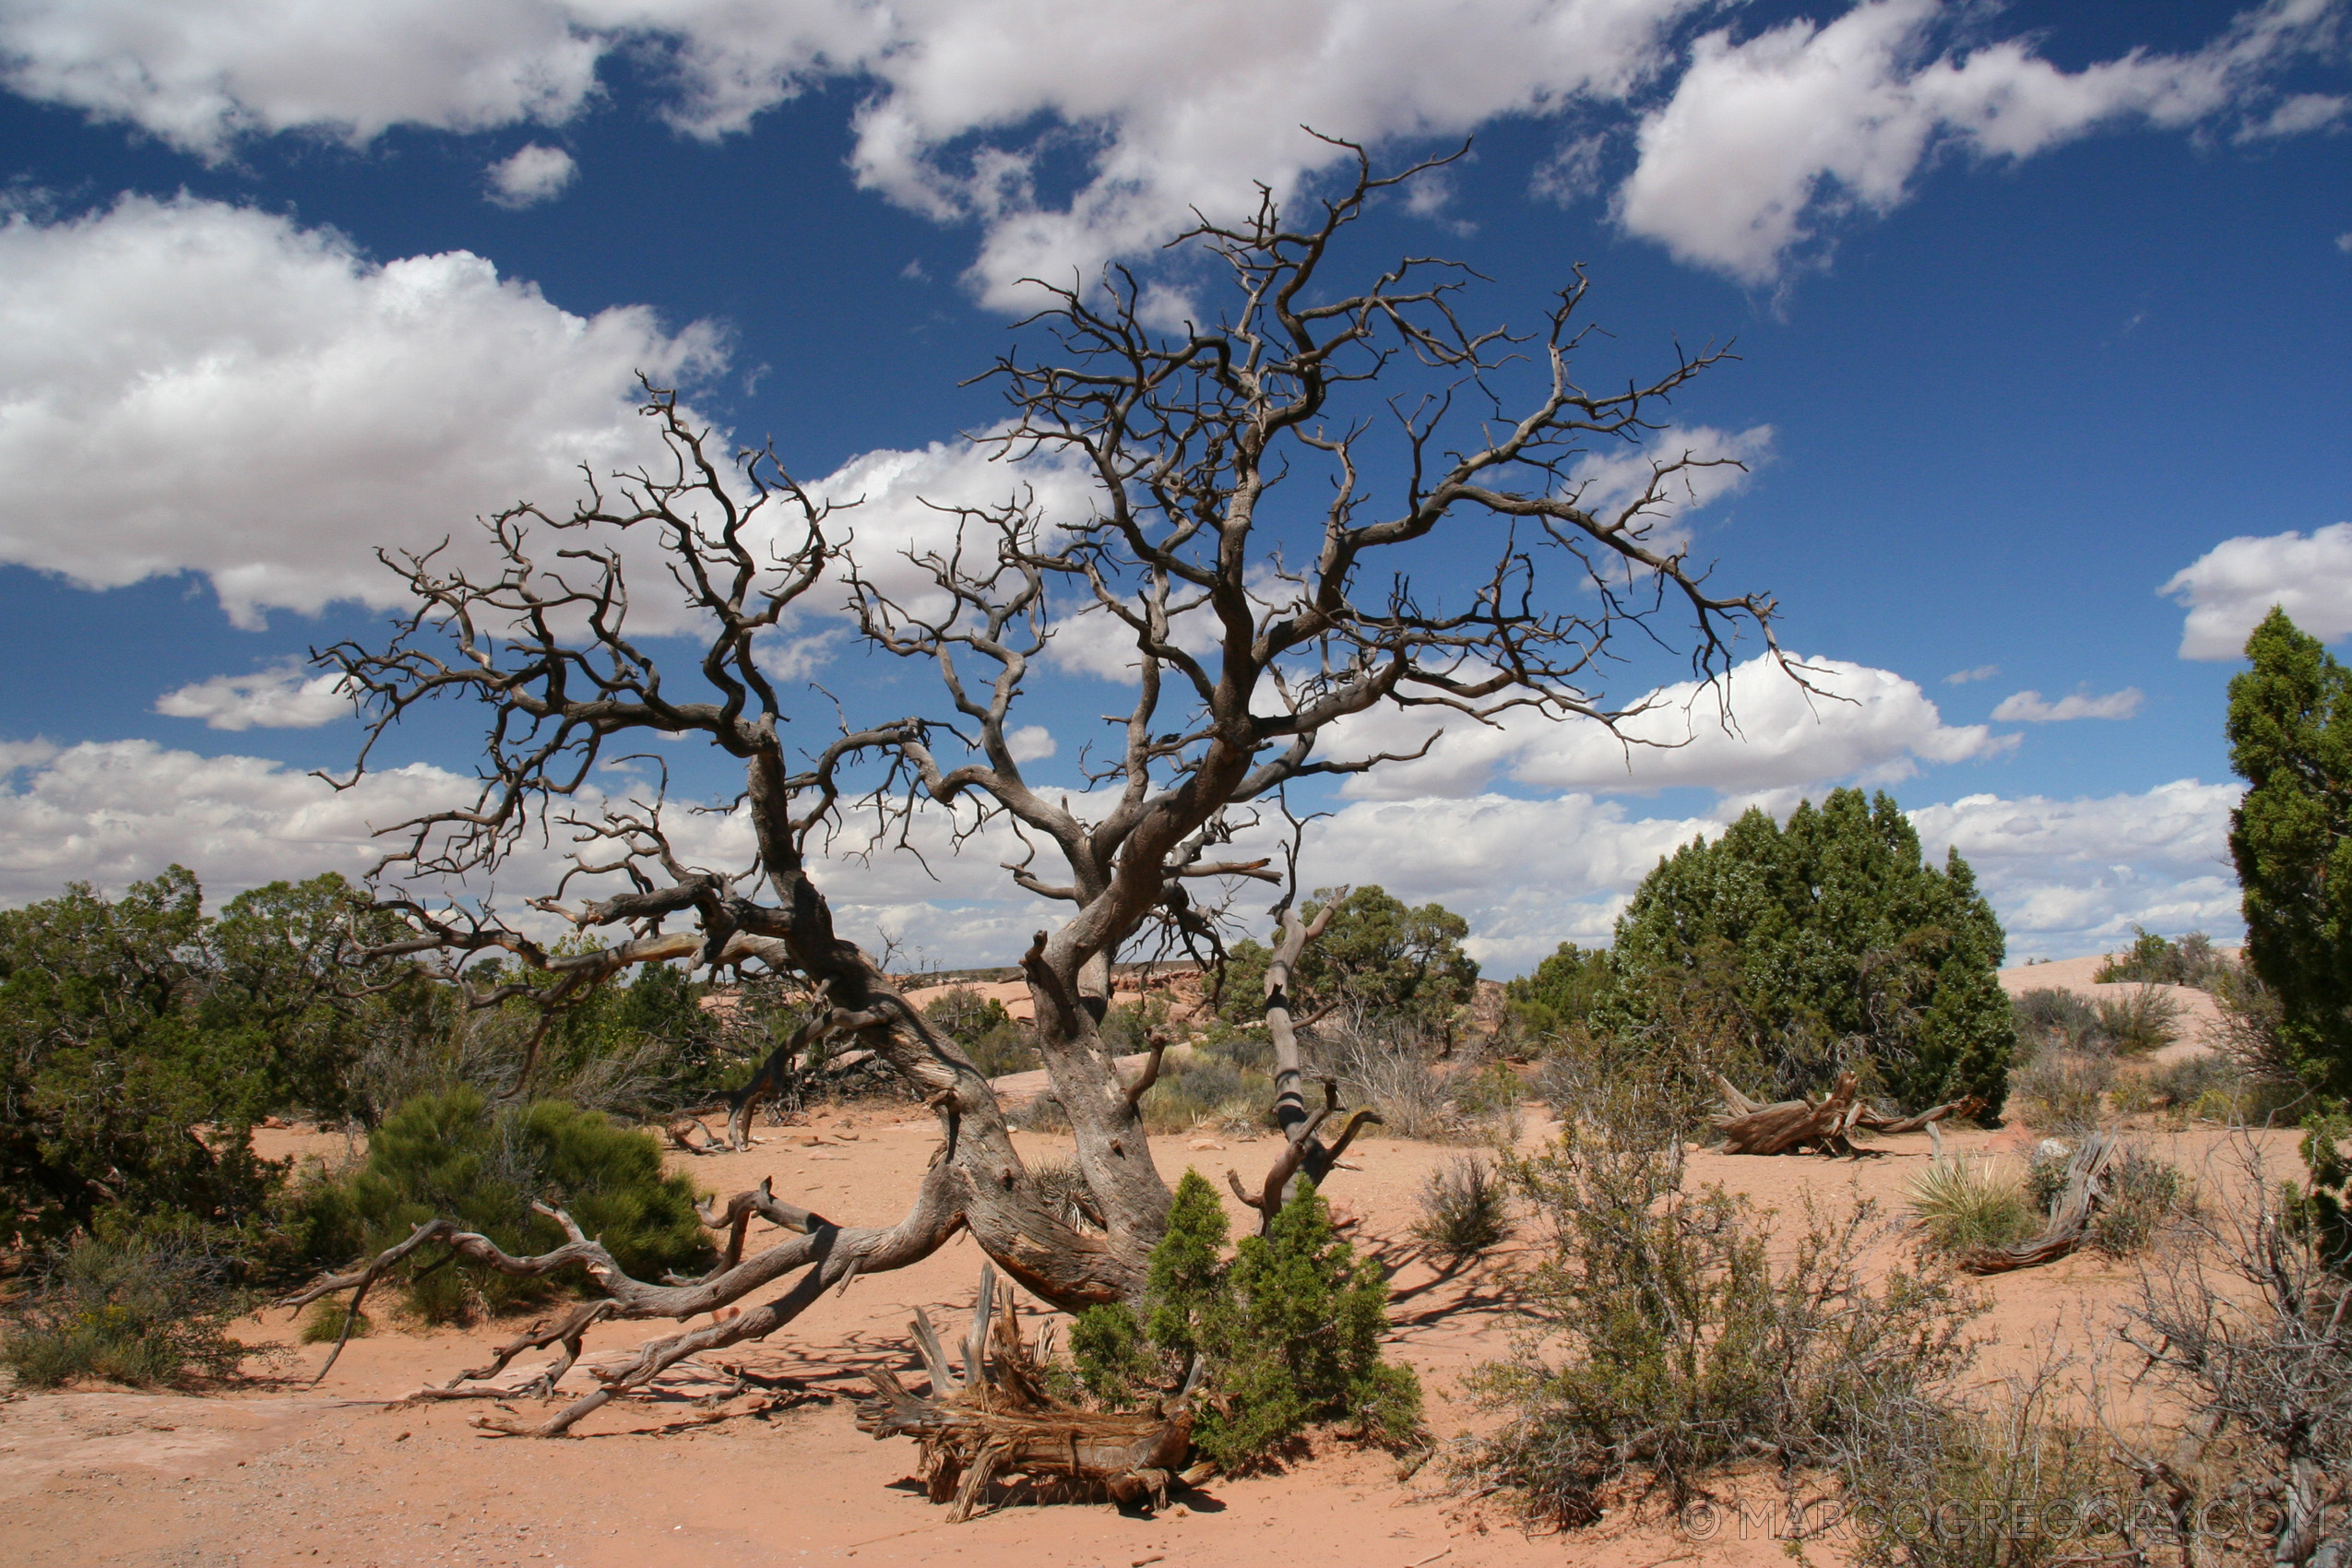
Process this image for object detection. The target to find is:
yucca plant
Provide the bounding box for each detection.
[1907,1157,2037,1255]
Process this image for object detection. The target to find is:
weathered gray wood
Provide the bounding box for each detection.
[1714,1073,1863,1155]
[852,1266,1196,1519]
[1963,1133,2120,1275]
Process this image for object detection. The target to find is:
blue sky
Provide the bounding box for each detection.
[0,0,2346,973]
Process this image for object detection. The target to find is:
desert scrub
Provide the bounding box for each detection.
[1134,1055,1272,1134]
[1069,1170,1422,1468]
[1410,1156,1512,1265]
[922,987,1038,1079]
[2087,1145,2187,1256]
[1465,1108,1983,1526]
[2095,928,2228,991]
[1320,1022,1516,1143]
[2011,987,2102,1057]
[1907,1157,2037,1255]
[4,1236,249,1388]
[1837,1362,2131,1568]
[2093,986,2184,1056]
[305,1087,710,1323]
[298,1299,373,1343]
[2009,1052,2113,1134]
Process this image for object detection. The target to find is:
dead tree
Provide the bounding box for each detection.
[1227,880,1379,1229]
[2105,1134,2352,1568]
[304,144,1789,1435]
[1713,1073,1865,1155]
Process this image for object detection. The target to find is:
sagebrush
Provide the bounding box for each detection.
[1465,1095,1983,1525]
[4,1235,250,1388]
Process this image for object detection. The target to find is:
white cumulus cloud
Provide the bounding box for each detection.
[0,739,473,902]
[1562,422,1774,559]
[3,3,2332,298]
[1907,778,2245,957]
[1989,687,2144,722]
[1323,652,2015,801]
[0,195,722,628]
[2162,521,2352,659]
[1614,0,2338,282]
[0,735,2251,972]
[154,664,356,730]
[485,142,578,206]
[1004,724,1056,764]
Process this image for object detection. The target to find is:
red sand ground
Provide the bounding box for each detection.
[2,959,2290,1568]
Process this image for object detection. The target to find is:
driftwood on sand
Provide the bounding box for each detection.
[852,1264,1209,1521]
[1712,1075,1985,1158]
[1961,1132,2120,1275]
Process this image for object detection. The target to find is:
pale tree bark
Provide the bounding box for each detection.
[303,142,1792,1434]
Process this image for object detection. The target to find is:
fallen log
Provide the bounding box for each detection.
[851,1263,1206,1520]
[1961,1133,2120,1275]
[1713,1073,1864,1155]
[1713,1076,1986,1157]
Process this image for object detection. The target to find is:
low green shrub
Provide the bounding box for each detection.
[306,1087,710,1323]
[1206,1181,1422,1467]
[2095,928,2228,991]
[923,988,1039,1079]
[1907,1158,2037,1255]
[1069,1170,1422,1470]
[1067,1301,1151,1405]
[3,1236,249,1388]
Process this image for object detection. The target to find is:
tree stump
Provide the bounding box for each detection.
[851,1264,1206,1520]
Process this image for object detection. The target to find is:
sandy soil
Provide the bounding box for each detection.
[3,960,2286,1568]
